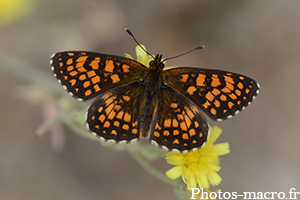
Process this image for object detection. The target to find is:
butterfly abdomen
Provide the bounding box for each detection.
[138,91,156,138]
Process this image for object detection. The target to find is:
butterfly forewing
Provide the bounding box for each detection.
[51,51,147,100]
[163,67,259,121]
[150,87,209,152]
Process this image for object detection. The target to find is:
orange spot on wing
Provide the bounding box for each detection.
[122,64,130,73]
[202,101,211,109]
[205,92,214,102]
[83,81,91,88]
[104,60,115,72]
[99,114,105,123]
[132,129,138,134]
[122,124,129,131]
[194,121,199,128]
[170,103,178,108]
[172,119,179,127]
[67,66,74,71]
[228,101,234,109]
[180,74,189,82]
[79,74,86,81]
[124,112,131,122]
[94,84,101,92]
[180,121,187,131]
[113,121,120,127]
[185,109,195,118]
[220,94,227,101]
[235,89,241,96]
[66,59,73,65]
[69,71,78,76]
[222,87,231,93]
[229,93,237,100]
[211,88,221,96]
[87,70,96,78]
[154,131,160,138]
[111,74,120,83]
[173,139,180,144]
[189,129,196,137]
[163,130,170,136]
[70,79,76,86]
[84,89,92,96]
[187,86,197,95]
[77,67,87,72]
[89,57,101,70]
[214,99,221,107]
[107,110,116,120]
[196,74,206,86]
[224,76,234,84]
[211,74,221,87]
[210,108,217,115]
[173,130,180,135]
[91,76,100,84]
[76,62,84,68]
[103,121,110,128]
[164,119,171,128]
[237,82,243,89]
[182,133,189,140]
[111,130,117,135]
[77,56,88,63]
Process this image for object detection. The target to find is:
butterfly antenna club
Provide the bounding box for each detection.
[163,45,205,62]
[125,28,155,59]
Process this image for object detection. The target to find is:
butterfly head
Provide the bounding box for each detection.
[149,54,164,70]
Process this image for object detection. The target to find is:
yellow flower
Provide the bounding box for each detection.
[124,44,153,67]
[165,126,230,189]
[0,0,36,28]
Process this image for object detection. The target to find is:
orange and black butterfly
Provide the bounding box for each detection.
[50,29,259,153]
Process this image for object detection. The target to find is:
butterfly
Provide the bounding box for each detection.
[50,29,259,153]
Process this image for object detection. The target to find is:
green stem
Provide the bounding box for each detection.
[35,114,61,137]
[127,147,176,186]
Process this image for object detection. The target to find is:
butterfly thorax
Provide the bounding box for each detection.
[145,54,165,96]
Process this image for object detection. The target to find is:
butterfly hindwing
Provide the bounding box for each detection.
[149,86,209,152]
[163,67,259,121]
[87,82,145,142]
[51,51,147,100]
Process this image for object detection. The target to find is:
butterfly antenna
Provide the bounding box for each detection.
[163,45,205,62]
[125,28,155,59]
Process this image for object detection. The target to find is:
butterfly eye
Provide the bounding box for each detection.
[149,61,155,66]
[160,63,164,68]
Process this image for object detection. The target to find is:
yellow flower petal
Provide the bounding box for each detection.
[124,53,133,59]
[196,172,209,189]
[206,126,222,144]
[206,171,222,187]
[165,154,184,165]
[165,126,230,189]
[165,165,182,180]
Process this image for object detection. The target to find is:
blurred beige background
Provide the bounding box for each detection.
[0,0,299,199]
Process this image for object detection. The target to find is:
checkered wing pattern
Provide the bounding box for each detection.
[163,67,259,121]
[87,82,144,142]
[150,87,209,152]
[50,51,147,101]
